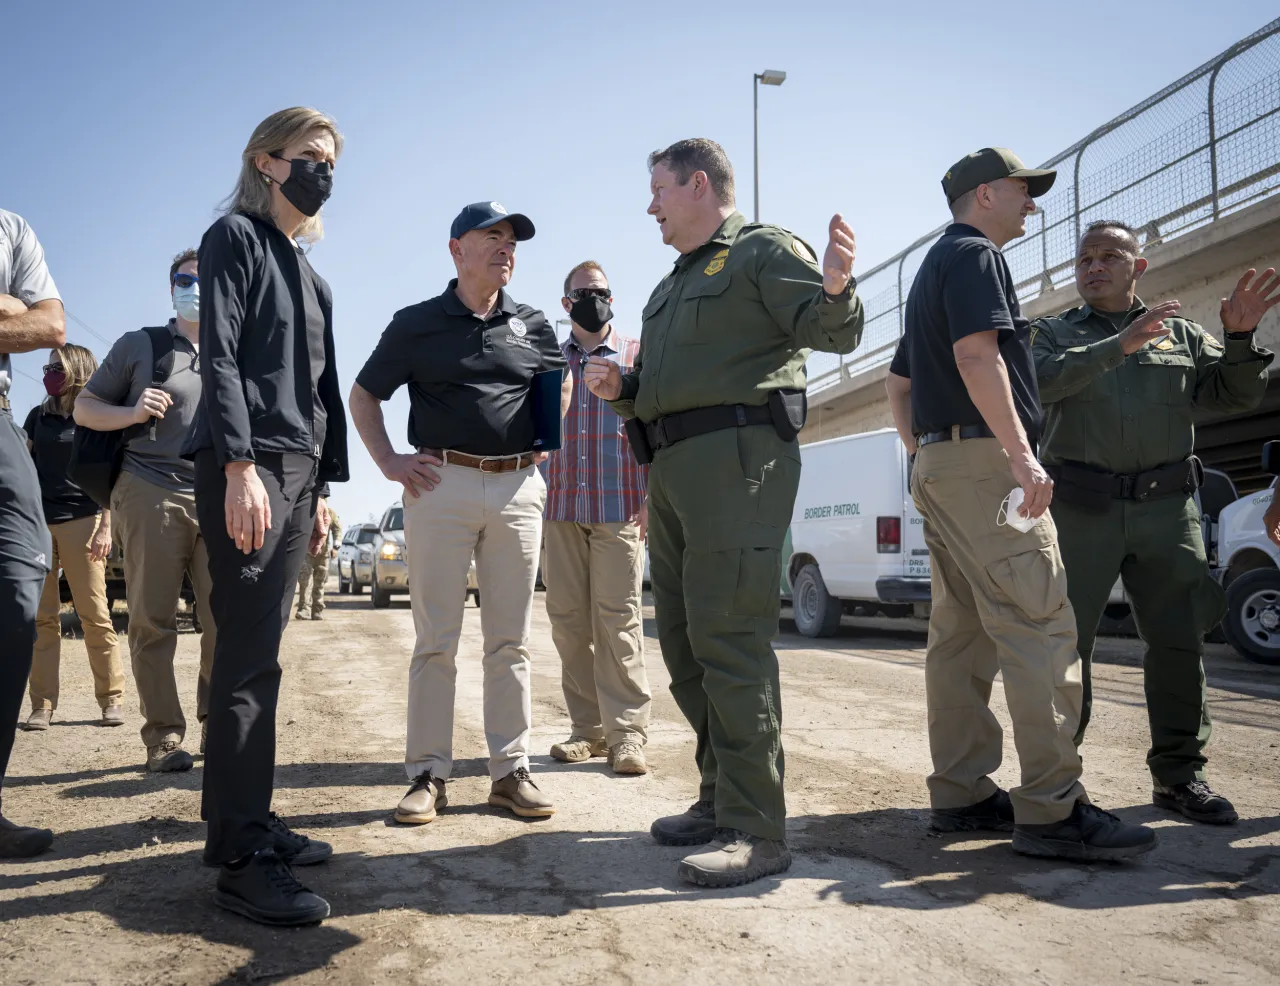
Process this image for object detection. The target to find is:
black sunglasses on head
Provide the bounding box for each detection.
[173,273,198,289]
[567,287,610,302]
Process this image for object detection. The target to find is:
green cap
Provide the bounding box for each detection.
[941,147,1056,204]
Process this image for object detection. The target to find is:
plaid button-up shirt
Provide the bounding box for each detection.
[544,329,648,524]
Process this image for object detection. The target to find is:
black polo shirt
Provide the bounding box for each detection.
[889,223,1042,445]
[357,280,566,455]
[22,405,100,525]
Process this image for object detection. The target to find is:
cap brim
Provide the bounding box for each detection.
[475,213,536,241]
[1010,168,1057,198]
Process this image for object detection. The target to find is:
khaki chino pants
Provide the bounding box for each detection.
[30,513,125,711]
[543,519,651,747]
[403,462,545,782]
[111,470,216,749]
[911,437,1087,825]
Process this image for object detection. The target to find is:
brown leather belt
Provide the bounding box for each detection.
[419,447,538,473]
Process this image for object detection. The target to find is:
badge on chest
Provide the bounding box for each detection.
[704,249,729,276]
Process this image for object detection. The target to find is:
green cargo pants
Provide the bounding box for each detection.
[1051,493,1225,785]
[646,423,799,842]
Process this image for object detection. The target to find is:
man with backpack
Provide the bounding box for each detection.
[73,248,215,772]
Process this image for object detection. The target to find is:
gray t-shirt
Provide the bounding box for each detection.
[0,209,62,397]
[84,320,201,493]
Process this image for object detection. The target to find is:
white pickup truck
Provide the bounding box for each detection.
[1215,477,1280,664]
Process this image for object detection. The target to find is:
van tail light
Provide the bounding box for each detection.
[877,516,901,554]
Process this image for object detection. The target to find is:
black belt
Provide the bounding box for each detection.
[645,403,773,453]
[916,423,995,448]
[1047,457,1201,504]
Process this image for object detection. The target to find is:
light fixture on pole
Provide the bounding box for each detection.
[555,318,571,341]
[753,69,786,223]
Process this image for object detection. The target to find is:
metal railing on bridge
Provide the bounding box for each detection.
[808,18,1280,394]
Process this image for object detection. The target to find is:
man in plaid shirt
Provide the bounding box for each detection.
[544,260,652,775]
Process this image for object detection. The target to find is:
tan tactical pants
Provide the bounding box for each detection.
[111,470,215,749]
[911,436,1087,825]
[543,519,651,747]
[296,551,329,616]
[30,513,125,711]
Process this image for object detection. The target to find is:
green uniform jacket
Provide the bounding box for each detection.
[1032,300,1273,472]
[609,212,865,422]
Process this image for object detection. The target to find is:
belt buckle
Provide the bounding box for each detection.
[1118,475,1136,499]
[650,418,668,450]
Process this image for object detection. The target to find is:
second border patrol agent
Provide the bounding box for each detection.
[584,137,864,888]
[1033,220,1276,824]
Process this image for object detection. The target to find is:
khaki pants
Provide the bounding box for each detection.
[111,470,215,749]
[30,513,125,711]
[911,437,1087,825]
[543,519,650,747]
[403,462,545,781]
[296,551,329,616]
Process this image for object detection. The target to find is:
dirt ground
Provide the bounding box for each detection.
[2,588,1278,986]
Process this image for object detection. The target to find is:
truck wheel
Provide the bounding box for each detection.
[792,564,842,638]
[338,575,350,595]
[1223,568,1280,665]
[371,565,392,609]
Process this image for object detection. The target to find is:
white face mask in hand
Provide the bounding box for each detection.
[997,487,1041,534]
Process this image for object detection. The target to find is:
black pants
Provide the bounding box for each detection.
[195,450,318,865]
[0,409,50,814]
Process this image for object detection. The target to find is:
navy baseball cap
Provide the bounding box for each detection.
[450,201,535,241]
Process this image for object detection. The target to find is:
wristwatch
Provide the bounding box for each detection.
[823,276,856,303]
[1225,329,1255,341]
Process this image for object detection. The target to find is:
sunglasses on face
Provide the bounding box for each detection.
[42,364,64,375]
[567,287,610,302]
[173,273,199,289]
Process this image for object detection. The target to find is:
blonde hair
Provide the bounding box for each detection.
[563,260,607,297]
[46,343,99,414]
[223,107,344,243]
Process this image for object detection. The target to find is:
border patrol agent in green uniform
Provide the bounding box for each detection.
[296,505,340,620]
[1033,220,1277,824]
[584,138,864,887]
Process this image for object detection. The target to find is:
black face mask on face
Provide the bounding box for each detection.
[569,296,612,334]
[267,154,333,217]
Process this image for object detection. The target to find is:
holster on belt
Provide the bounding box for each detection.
[624,417,654,465]
[767,388,807,441]
[1048,456,1202,512]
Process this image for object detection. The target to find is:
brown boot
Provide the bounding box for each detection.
[549,736,608,763]
[488,767,555,818]
[101,706,125,727]
[609,740,648,775]
[22,709,52,732]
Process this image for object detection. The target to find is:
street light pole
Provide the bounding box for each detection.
[752,69,787,223]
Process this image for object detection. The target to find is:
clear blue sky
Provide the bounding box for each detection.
[3,1,1275,524]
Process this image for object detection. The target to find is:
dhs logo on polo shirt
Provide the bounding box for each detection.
[507,316,533,349]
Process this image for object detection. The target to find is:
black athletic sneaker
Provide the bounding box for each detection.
[930,789,1015,833]
[215,848,330,926]
[1013,802,1157,862]
[268,813,334,866]
[1153,780,1239,825]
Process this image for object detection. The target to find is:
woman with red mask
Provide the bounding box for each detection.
[21,343,125,730]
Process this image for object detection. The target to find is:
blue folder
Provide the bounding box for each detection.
[530,368,564,452]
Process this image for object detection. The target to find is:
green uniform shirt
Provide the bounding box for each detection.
[1032,299,1273,473]
[609,212,865,422]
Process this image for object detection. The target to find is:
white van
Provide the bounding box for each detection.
[782,429,929,637]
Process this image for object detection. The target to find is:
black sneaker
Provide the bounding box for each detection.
[1153,780,1238,825]
[269,813,333,866]
[1013,802,1157,862]
[930,789,1015,833]
[0,816,53,858]
[651,800,717,846]
[215,848,330,926]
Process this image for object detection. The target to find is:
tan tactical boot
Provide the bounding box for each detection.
[489,767,555,818]
[677,830,793,888]
[394,773,448,825]
[550,736,608,763]
[147,740,194,773]
[610,740,648,775]
[22,709,52,732]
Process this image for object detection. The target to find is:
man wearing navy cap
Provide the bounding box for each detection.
[350,202,570,823]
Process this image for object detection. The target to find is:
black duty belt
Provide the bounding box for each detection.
[916,423,995,448]
[645,403,774,454]
[1047,456,1201,507]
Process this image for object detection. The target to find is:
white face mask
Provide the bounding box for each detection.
[173,282,200,322]
[997,487,1042,534]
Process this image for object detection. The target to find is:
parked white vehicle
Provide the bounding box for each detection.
[1216,479,1280,664]
[782,429,930,637]
[368,501,480,610]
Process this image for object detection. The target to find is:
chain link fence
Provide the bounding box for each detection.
[808,18,1280,393]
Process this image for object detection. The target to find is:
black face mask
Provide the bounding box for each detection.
[569,296,612,334]
[268,154,333,217]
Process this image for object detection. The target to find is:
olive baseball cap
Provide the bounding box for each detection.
[450,201,535,241]
[941,148,1057,204]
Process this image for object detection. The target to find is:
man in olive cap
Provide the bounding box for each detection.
[884,148,1156,861]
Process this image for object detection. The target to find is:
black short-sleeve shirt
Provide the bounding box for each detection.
[890,223,1042,445]
[22,405,100,525]
[356,280,567,455]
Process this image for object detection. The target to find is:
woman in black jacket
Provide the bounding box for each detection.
[184,106,348,927]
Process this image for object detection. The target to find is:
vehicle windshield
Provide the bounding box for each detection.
[356,528,377,545]
[385,508,404,532]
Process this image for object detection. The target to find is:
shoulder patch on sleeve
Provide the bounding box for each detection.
[791,238,816,263]
[1203,333,1225,352]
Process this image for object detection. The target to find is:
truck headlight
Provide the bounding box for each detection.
[380,542,403,561]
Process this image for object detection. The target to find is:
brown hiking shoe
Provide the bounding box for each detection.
[101,706,125,727]
[677,829,793,888]
[610,740,648,775]
[22,709,52,732]
[147,740,194,773]
[550,736,608,763]
[489,767,555,818]
[394,773,447,825]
